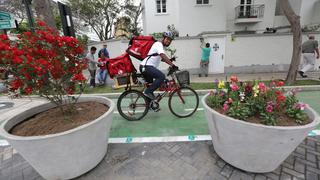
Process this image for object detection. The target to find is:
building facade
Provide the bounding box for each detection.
[142,0,320,36]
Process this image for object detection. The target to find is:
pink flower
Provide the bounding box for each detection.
[294,103,306,110]
[266,104,273,113]
[223,103,229,111]
[230,82,239,91]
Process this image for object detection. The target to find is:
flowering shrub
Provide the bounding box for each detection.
[0,21,87,114]
[207,76,308,126]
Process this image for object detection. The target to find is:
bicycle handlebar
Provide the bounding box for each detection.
[167,65,179,76]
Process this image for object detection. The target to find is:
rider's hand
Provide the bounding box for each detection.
[170,57,176,62]
[171,65,179,71]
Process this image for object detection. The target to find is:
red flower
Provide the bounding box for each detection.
[24,86,33,95]
[10,79,23,90]
[230,75,238,83]
[12,57,23,64]
[37,21,46,27]
[71,73,86,82]
[277,81,284,87]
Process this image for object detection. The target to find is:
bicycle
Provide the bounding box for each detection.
[117,67,199,121]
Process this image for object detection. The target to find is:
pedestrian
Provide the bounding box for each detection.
[298,35,319,78]
[98,44,110,58]
[199,42,211,77]
[85,46,98,88]
[97,53,108,85]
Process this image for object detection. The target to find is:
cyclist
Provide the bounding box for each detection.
[139,32,178,100]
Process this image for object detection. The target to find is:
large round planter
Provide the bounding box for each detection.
[0,96,115,179]
[202,93,320,173]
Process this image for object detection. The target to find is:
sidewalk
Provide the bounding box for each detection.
[1,138,320,180]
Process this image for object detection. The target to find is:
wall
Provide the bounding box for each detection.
[311,1,320,24]
[88,33,320,74]
[300,0,318,26]
[142,0,179,35]
[178,0,227,36]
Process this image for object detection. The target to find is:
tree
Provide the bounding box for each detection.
[280,0,302,85]
[123,1,143,36]
[68,0,121,41]
[0,0,27,24]
[33,0,57,30]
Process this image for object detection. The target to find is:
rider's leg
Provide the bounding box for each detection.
[144,66,165,98]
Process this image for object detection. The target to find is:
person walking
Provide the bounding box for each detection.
[199,42,211,77]
[298,35,319,78]
[85,46,98,88]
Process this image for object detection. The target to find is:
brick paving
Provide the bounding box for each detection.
[1,136,320,180]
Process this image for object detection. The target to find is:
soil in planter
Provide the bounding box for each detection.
[213,108,312,126]
[10,101,109,136]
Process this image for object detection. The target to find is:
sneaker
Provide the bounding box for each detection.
[298,71,307,78]
[153,107,161,112]
[144,92,155,100]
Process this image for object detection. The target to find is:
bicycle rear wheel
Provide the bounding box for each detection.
[168,86,199,118]
[117,90,149,121]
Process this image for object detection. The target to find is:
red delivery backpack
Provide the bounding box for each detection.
[106,53,136,78]
[126,36,157,60]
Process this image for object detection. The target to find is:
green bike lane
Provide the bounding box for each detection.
[110,91,320,138]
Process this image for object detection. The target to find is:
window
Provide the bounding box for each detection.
[156,0,167,13]
[196,0,209,5]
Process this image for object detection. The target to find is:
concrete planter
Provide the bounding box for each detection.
[0,96,115,179]
[202,94,320,173]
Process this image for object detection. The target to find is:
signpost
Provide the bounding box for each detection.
[0,11,15,30]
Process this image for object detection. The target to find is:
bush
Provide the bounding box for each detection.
[0,21,87,115]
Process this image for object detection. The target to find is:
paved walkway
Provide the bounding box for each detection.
[1,137,320,180]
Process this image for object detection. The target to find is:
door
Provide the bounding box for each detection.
[240,0,252,17]
[207,37,226,74]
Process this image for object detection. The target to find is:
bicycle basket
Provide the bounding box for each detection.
[175,70,190,86]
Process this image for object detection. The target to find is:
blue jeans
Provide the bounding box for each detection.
[98,69,107,84]
[139,65,165,94]
[88,69,96,87]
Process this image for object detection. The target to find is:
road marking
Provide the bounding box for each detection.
[185,108,204,111]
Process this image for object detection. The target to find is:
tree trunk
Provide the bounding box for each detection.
[33,0,57,30]
[280,0,302,85]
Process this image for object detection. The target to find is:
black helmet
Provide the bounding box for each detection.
[163,31,174,40]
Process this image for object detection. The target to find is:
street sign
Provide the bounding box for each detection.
[0,11,11,20]
[0,19,15,30]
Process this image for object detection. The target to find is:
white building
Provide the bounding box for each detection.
[142,0,320,36]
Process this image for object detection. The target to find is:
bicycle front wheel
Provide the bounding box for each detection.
[117,90,149,121]
[168,86,199,118]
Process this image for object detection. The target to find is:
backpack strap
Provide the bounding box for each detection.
[144,53,159,67]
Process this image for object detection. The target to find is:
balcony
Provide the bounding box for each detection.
[235,4,265,24]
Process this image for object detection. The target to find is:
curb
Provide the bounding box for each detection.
[83,85,320,98]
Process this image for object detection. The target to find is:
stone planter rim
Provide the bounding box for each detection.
[0,96,115,140]
[202,93,320,130]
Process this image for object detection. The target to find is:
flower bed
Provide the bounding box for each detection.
[206,76,311,126]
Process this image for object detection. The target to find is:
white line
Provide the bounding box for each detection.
[108,135,212,144]
[185,108,204,111]
[114,111,145,114]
